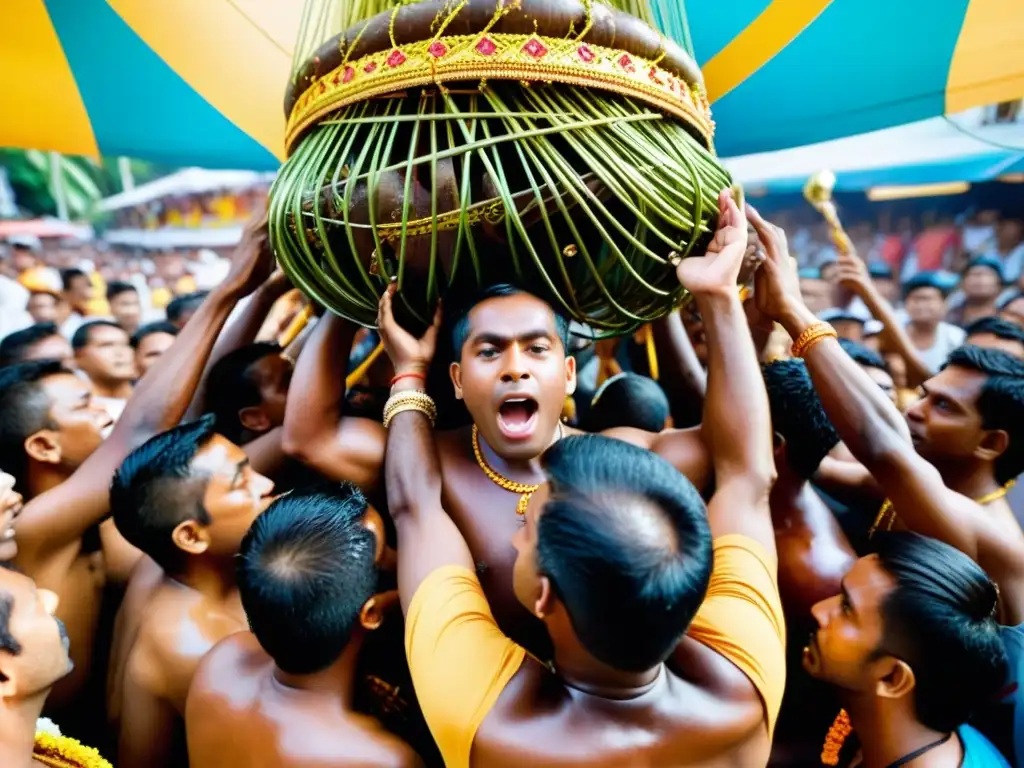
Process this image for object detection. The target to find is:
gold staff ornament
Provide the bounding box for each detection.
[803,169,853,255]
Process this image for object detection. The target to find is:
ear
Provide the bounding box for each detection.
[534,575,557,619]
[238,406,271,434]
[875,658,916,700]
[449,361,464,401]
[975,429,1009,465]
[360,590,400,630]
[171,519,210,556]
[0,659,15,698]
[564,355,577,397]
[23,431,61,466]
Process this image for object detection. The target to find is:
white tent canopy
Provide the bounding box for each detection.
[725,108,1024,194]
[99,168,276,212]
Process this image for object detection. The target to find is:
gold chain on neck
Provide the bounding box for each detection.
[869,479,1017,539]
[471,424,540,516]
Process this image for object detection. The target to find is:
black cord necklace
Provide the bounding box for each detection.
[885,732,952,768]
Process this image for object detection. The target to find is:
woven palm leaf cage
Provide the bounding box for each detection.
[270,0,731,335]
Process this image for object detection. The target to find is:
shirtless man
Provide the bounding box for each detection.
[0,566,77,768]
[380,189,786,767]
[762,359,856,766]
[109,415,275,768]
[747,204,1024,764]
[0,207,273,736]
[185,483,420,768]
[285,286,710,657]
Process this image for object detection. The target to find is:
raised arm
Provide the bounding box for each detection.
[651,309,706,425]
[280,311,385,490]
[15,211,274,561]
[378,287,474,614]
[834,249,931,388]
[749,205,1024,618]
[675,190,777,553]
[183,270,293,421]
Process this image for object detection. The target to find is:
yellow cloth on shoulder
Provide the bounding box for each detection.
[406,534,786,768]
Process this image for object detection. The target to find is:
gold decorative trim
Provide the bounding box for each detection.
[285,33,714,155]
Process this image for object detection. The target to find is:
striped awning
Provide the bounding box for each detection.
[1,0,1022,168]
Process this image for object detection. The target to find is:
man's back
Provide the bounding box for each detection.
[186,633,420,768]
[406,536,786,768]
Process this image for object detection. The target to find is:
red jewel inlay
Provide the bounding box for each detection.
[522,38,547,58]
[577,45,595,63]
[332,71,341,85]
[364,61,378,74]
[648,67,663,85]
[319,80,326,93]
[618,54,635,73]
[387,49,407,67]
[343,67,355,83]
[428,41,448,58]
[475,37,497,56]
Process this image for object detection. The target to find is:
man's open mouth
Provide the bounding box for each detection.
[497,397,539,440]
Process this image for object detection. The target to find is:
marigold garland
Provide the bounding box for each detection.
[821,708,853,766]
[33,731,112,768]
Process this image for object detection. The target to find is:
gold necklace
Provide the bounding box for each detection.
[471,424,541,516]
[869,479,1016,538]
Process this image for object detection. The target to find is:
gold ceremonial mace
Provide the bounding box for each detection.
[803,170,853,255]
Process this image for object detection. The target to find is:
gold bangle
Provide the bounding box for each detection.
[382,395,436,424]
[382,390,437,428]
[383,401,436,429]
[791,322,837,358]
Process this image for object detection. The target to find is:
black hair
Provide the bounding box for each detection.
[166,291,209,324]
[238,483,378,675]
[131,321,179,350]
[872,532,1007,733]
[762,359,841,480]
[965,316,1024,346]
[587,373,669,433]
[106,281,138,302]
[0,593,22,657]
[962,256,1005,283]
[0,323,62,367]
[60,268,87,292]
[109,416,217,573]
[838,338,890,374]
[536,434,712,672]
[448,284,570,362]
[205,343,283,444]
[0,360,66,488]
[902,272,951,301]
[71,319,126,351]
[944,345,1024,483]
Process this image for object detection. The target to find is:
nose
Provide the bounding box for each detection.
[500,345,530,383]
[905,398,925,423]
[810,595,837,629]
[254,473,275,500]
[39,589,60,616]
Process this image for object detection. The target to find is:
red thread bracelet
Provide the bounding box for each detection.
[391,372,426,387]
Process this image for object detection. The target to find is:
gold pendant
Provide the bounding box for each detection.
[517,491,532,516]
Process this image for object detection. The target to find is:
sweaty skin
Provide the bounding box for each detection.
[186,632,422,768]
[382,191,787,767]
[284,304,712,654]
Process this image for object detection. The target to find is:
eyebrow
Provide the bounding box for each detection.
[231,458,250,486]
[471,330,555,347]
[840,578,857,616]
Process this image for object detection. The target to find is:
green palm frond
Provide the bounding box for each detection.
[270,80,729,335]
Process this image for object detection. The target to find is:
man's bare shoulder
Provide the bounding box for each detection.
[481,655,765,765]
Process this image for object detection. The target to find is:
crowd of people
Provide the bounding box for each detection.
[0,190,1022,768]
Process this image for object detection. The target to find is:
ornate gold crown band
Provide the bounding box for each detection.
[285,32,714,155]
